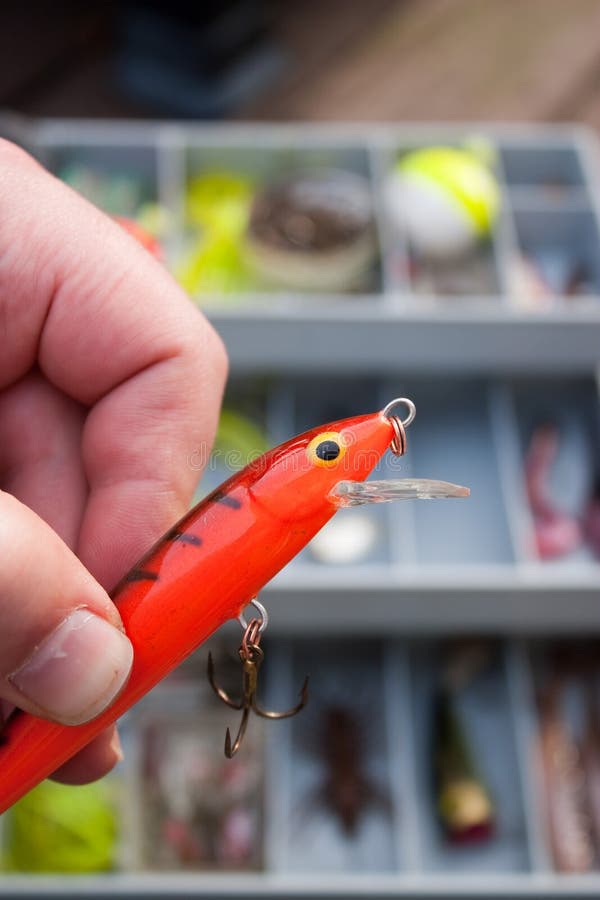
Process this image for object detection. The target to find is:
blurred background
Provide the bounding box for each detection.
[3,2,600,898]
[1,0,600,124]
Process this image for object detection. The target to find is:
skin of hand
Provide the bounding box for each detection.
[0,139,228,785]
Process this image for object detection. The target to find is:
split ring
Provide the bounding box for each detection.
[381,397,416,428]
[238,597,269,633]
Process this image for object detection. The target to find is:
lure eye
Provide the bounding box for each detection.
[306,431,347,468]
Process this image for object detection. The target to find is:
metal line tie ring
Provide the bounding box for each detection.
[381,397,416,456]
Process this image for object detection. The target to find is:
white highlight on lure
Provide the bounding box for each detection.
[330,478,470,507]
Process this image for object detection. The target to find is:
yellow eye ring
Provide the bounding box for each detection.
[306,431,347,468]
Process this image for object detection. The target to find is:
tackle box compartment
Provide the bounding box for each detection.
[2,116,600,899]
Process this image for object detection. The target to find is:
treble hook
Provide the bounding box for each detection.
[207,610,309,758]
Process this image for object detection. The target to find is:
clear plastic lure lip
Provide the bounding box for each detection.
[329,478,470,508]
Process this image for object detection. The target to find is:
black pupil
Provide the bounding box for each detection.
[316,439,340,461]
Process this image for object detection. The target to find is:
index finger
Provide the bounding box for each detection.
[0,140,228,589]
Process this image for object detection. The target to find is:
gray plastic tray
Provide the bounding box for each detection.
[211,371,600,633]
[3,639,600,897]
[2,117,600,371]
[1,116,600,899]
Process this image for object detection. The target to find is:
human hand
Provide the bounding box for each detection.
[0,140,227,784]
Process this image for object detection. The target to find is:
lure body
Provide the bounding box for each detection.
[0,411,393,813]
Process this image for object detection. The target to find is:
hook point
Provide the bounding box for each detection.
[299,675,310,705]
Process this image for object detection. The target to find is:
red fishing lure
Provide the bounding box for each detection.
[0,399,467,813]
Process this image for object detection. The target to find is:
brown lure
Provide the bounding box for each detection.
[311,705,389,837]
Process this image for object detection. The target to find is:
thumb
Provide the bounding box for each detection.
[0,491,133,726]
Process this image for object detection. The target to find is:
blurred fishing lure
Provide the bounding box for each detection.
[524,423,582,559]
[538,682,595,872]
[312,704,389,837]
[0,398,467,812]
[433,644,495,844]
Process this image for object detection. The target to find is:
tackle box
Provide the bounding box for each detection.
[2,116,600,899]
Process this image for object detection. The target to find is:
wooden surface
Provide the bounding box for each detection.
[242,0,600,128]
[2,1,600,129]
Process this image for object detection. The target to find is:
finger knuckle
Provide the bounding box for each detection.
[189,315,228,387]
[206,325,229,386]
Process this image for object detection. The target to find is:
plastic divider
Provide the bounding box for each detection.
[156,126,187,271]
[505,641,551,874]
[578,128,600,257]
[492,141,522,304]
[117,716,145,871]
[505,642,553,875]
[369,139,412,302]
[262,639,294,873]
[383,639,422,872]
[367,140,401,304]
[487,382,536,564]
